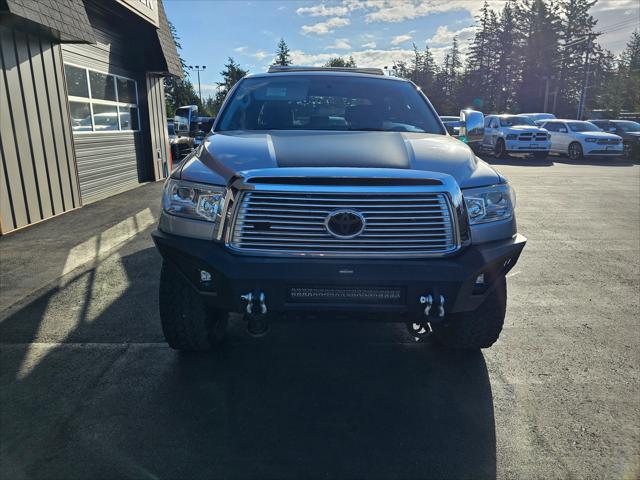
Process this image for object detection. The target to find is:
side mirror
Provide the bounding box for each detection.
[459,109,484,146]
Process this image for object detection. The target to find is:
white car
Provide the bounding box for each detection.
[518,113,556,123]
[483,115,551,158]
[539,119,623,160]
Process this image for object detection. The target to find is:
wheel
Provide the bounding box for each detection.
[567,142,583,160]
[533,151,547,160]
[494,139,508,159]
[434,276,507,350]
[159,261,228,351]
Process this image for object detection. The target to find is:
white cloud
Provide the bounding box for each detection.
[326,38,352,50]
[391,34,412,46]
[362,41,377,48]
[252,50,271,60]
[296,4,349,17]
[289,50,337,66]
[341,0,502,23]
[199,83,221,99]
[234,46,248,53]
[301,17,351,35]
[426,25,475,46]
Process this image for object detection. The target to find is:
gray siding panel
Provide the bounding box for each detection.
[0,25,79,234]
[73,132,143,204]
[146,74,170,180]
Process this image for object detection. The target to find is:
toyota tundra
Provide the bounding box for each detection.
[152,66,526,351]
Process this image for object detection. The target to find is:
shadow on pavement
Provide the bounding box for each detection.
[1,245,496,479]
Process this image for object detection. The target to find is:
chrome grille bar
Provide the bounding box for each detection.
[228,190,459,257]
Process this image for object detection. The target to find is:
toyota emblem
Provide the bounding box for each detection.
[325,209,366,239]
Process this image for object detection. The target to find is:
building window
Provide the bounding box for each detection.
[64,64,140,133]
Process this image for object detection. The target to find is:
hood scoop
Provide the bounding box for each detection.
[246,176,443,186]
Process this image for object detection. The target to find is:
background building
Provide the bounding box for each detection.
[0,0,181,234]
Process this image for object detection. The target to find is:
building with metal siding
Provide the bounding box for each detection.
[0,0,181,234]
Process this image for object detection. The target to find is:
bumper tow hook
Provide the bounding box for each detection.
[241,292,269,337]
[408,294,446,340]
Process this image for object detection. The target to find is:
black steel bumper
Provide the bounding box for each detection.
[152,230,526,321]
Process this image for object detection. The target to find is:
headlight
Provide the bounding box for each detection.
[585,138,598,143]
[162,179,225,223]
[506,134,518,140]
[463,184,515,225]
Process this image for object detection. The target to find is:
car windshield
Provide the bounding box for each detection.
[567,121,600,132]
[500,116,535,127]
[216,75,444,133]
[614,121,640,132]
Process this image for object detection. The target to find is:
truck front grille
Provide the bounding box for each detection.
[518,132,548,141]
[229,191,458,257]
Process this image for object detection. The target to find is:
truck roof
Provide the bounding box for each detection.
[246,66,407,82]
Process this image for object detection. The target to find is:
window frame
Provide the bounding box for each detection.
[64,62,141,134]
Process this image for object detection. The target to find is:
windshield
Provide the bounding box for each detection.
[500,116,535,127]
[567,121,600,132]
[216,75,444,133]
[614,121,640,132]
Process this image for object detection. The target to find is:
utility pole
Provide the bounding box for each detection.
[187,65,207,104]
[576,37,594,120]
[543,75,553,112]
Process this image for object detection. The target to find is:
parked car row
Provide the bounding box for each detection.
[168,105,216,165]
[440,112,639,160]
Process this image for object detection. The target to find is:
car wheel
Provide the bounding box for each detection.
[623,142,633,159]
[159,261,228,351]
[568,142,583,160]
[433,276,506,350]
[494,139,508,159]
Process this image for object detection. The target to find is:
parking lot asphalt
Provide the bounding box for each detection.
[1,156,639,479]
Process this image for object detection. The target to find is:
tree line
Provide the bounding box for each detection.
[165,0,639,119]
[395,0,639,118]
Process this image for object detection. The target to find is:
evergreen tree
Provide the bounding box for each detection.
[617,30,640,113]
[273,38,292,66]
[555,0,598,116]
[324,56,357,67]
[514,0,562,112]
[212,57,248,114]
[494,1,519,112]
[164,21,201,117]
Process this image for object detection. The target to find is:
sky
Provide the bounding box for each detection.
[163,0,640,100]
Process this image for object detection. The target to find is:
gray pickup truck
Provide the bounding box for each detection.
[152,66,526,351]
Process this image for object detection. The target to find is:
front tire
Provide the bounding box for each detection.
[494,139,508,159]
[159,261,228,351]
[568,142,583,160]
[434,276,507,350]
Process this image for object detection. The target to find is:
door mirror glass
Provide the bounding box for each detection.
[459,109,484,146]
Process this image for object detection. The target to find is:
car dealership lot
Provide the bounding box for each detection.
[1,158,638,479]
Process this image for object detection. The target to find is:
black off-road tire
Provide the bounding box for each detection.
[494,139,508,159]
[159,261,228,351]
[434,276,507,350]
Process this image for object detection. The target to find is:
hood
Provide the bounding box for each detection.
[504,125,546,133]
[574,131,621,140]
[179,130,500,188]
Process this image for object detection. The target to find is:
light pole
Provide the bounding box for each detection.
[187,65,206,104]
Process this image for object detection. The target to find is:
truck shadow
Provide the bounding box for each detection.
[0,245,496,479]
